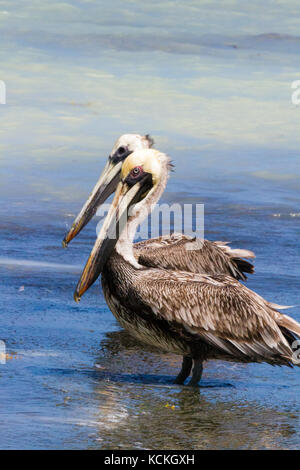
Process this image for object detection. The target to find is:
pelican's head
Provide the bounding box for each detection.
[121,148,167,188]
[110,134,154,164]
[74,148,171,301]
[62,134,154,247]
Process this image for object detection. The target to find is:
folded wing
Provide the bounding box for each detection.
[133,270,298,366]
[134,234,255,281]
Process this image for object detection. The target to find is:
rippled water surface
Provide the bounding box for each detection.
[0,0,300,450]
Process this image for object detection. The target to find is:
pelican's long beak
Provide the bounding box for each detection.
[74,174,152,302]
[62,160,123,247]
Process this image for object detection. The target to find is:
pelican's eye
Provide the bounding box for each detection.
[111,146,131,164]
[130,166,143,178]
[118,146,126,156]
[125,166,149,187]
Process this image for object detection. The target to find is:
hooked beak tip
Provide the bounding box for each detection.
[62,238,68,249]
[74,291,81,303]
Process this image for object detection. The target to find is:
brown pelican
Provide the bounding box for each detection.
[74,149,300,385]
[63,134,255,281]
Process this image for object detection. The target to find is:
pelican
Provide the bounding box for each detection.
[63,134,255,281]
[74,149,300,385]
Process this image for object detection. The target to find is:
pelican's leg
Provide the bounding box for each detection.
[174,356,193,384]
[188,359,203,386]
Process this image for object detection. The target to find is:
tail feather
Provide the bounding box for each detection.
[234,258,255,275]
[216,243,255,280]
[270,303,294,310]
[280,314,300,338]
[227,248,256,260]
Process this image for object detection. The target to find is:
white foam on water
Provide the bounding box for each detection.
[272,213,300,218]
[17,349,63,358]
[0,257,82,273]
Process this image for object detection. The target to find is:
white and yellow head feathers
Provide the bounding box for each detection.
[121,149,172,187]
[110,134,154,156]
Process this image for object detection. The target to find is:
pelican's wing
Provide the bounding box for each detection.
[133,270,297,365]
[134,234,255,281]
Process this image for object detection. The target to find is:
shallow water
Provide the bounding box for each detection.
[0,0,300,450]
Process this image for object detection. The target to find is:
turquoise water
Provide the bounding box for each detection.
[0,0,300,449]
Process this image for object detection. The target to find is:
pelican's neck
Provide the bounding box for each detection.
[115,170,168,268]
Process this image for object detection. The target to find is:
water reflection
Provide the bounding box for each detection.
[89,329,299,450]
